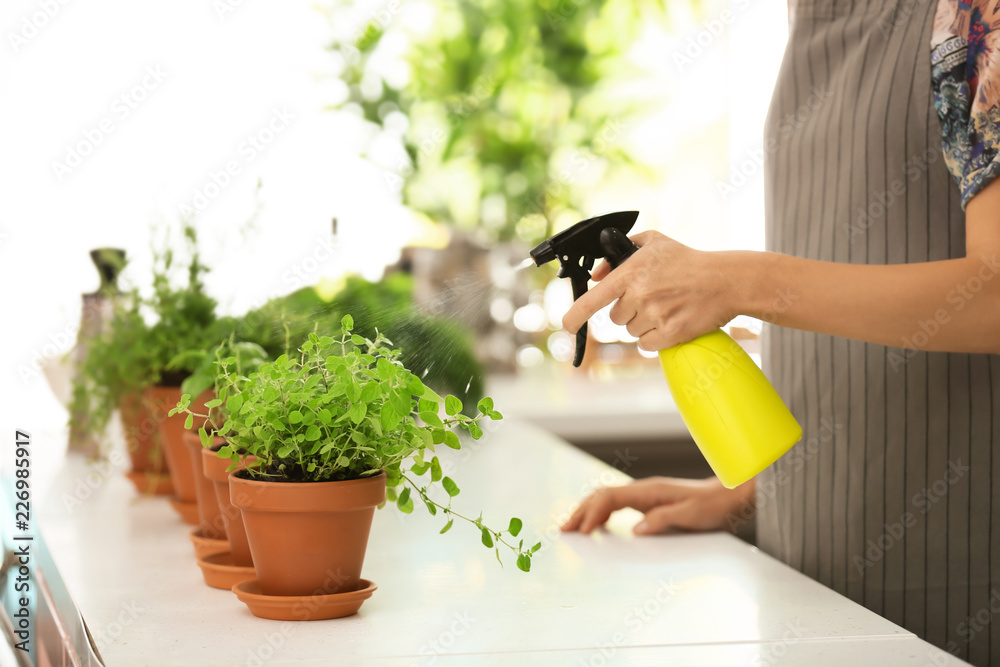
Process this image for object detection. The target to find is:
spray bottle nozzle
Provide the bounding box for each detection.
[527,211,640,367]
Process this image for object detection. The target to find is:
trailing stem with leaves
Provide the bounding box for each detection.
[174,315,538,572]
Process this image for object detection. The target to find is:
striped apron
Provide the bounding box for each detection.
[755,0,1000,664]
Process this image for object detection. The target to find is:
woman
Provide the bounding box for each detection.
[560,0,1000,664]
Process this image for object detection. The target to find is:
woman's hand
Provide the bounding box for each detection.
[561,231,745,351]
[561,476,755,535]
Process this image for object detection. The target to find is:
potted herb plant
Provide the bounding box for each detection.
[69,284,170,493]
[175,315,537,620]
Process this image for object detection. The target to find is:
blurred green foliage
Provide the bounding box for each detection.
[330,0,667,244]
[232,274,484,410]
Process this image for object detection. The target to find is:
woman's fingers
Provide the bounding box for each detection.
[562,272,626,334]
[633,502,696,535]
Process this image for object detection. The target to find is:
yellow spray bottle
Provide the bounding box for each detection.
[529,211,801,488]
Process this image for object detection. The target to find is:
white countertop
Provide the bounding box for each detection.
[486,366,689,442]
[35,418,967,666]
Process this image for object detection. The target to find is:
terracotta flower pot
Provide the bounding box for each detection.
[184,431,227,540]
[145,387,212,505]
[120,393,168,474]
[202,447,256,567]
[145,386,195,503]
[230,471,386,597]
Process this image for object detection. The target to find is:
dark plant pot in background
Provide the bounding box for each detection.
[120,392,172,496]
[202,447,256,567]
[230,471,386,597]
[184,431,226,540]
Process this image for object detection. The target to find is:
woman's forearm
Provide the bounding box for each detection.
[733,250,1000,354]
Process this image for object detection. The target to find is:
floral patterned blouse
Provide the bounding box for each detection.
[932,0,1000,207]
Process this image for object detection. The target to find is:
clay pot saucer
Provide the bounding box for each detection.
[125,471,173,496]
[196,551,255,590]
[169,497,199,525]
[189,527,229,560]
[232,578,377,621]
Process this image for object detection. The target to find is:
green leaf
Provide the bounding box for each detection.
[226,394,243,414]
[477,397,494,413]
[336,455,350,467]
[304,425,321,441]
[418,398,438,413]
[205,398,223,409]
[391,390,411,417]
[341,314,353,332]
[406,376,425,396]
[445,395,463,416]
[490,410,503,421]
[481,528,494,548]
[442,477,460,497]
[420,411,443,428]
[430,457,442,482]
[288,410,303,424]
[381,402,402,432]
[421,386,443,402]
[351,334,366,346]
[218,445,234,458]
[184,413,194,430]
[531,542,542,553]
[262,387,280,402]
[397,491,414,514]
[431,428,446,445]
[318,408,332,424]
[516,554,531,572]
[346,382,362,402]
[468,421,483,439]
[440,519,454,534]
[277,444,294,458]
[199,427,210,448]
[349,402,367,424]
[361,382,379,403]
[411,462,429,476]
[443,431,461,450]
[376,357,393,379]
[508,518,523,536]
